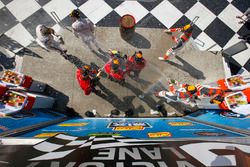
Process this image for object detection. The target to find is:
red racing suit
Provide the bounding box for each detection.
[164,27,193,59]
[126,56,146,75]
[104,62,126,81]
[169,83,195,100]
[76,68,97,95]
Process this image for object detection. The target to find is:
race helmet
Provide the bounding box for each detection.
[111,58,120,72]
[186,85,197,94]
[134,51,143,63]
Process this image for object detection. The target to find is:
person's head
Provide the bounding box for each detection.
[210,95,224,104]
[125,108,134,117]
[110,109,120,116]
[111,58,120,72]
[70,9,80,20]
[81,65,90,79]
[40,25,50,35]
[185,85,197,94]
[85,111,95,117]
[134,51,143,63]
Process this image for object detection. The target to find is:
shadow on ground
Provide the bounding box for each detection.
[64,54,87,68]
[0,51,15,71]
[44,85,69,113]
[18,48,42,59]
[166,56,205,79]
[0,35,42,59]
[124,32,151,49]
[92,49,110,62]
[96,82,146,116]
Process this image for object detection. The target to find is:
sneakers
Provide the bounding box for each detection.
[158,55,169,61]
[158,57,165,60]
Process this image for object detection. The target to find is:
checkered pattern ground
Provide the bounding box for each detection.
[29,134,160,161]
[0,0,249,75]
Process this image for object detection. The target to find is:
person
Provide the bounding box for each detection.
[155,79,197,106]
[85,110,95,117]
[158,24,193,60]
[196,84,224,97]
[104,58,126,84]
[126,51,146,79]
[110,109,120,118]
[125,108,134,117]
[36,24,67,55]
[236,7,250,24]
[76,65,101,95]
[70,9,100,52]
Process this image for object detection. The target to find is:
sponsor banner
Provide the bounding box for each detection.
[148,132,172,138]
[58,123,88,127]
[1,134,250,167]
[168,122,193,126]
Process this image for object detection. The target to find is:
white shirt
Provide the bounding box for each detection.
[72,18,94,35]
[36,24,52,44]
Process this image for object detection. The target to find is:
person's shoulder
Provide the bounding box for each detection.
[36,24,43,28]
[83,18,93,24]
[36,24,43,31]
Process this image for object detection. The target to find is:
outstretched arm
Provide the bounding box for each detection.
[164,28,183,33]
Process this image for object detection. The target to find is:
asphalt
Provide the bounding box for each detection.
[20,26,225,117]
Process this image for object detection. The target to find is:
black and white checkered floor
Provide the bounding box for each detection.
[0,0,249,75]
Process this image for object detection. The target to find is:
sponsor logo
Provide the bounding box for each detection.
[1,134,250,167]
[108,122,151,131]
[148,132,172,138]
[34,133,62,138]
[195,132,227,136]
[168,122,193,126]
[58,123,88,126]
[114,126,144,131]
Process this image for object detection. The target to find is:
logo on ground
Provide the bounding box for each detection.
[58,123,88,126]
[108,122,151,131]
[168,122,193,126]
[148,132,172,138]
